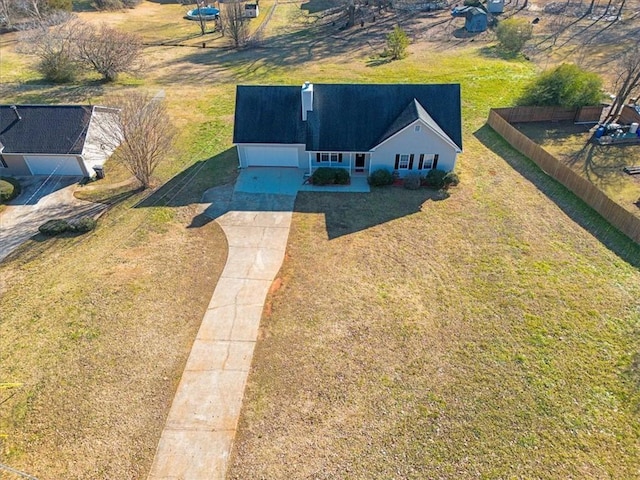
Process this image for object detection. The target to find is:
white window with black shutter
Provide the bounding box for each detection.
[316,152,343,164]
[394,154,414,170]
[418,154,439,170]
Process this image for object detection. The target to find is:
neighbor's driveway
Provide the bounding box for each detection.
[0,176,106,262]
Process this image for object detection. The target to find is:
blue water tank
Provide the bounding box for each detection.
[594,126,605,139]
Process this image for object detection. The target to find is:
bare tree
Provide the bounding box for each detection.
[17,13,80,82]
[99,92,175,189]
[606,45,640,122]
[74,22,143,82]
[220,0,248,48]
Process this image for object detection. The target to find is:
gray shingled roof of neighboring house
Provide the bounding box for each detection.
[233,84,462,152]
[0,105,93,155]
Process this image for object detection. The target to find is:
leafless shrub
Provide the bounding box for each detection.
[74,22,143,81]
[17,14,81,82]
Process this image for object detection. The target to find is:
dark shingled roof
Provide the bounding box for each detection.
[0,105,92,155]
[233,84,462,152]
[233,86,306,145]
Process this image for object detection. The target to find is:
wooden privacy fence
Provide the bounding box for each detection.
[491,105,603,124]
[487,108,640,245]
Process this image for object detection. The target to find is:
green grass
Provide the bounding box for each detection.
[229,147,640,479]
[1,1,639,478]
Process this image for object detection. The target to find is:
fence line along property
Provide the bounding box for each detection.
[487,107,640,245]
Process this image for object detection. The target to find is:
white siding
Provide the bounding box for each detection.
[82,106,121,177]
[370,120,459,176]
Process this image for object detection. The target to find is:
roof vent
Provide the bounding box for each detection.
[10,105,22,121]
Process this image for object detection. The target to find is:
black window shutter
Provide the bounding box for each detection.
[338,153,343,163]
[408,154,414,170]
[418,154,424,170]
[433,154,439,169]
[394,154,399,170]
[316,153,321,163]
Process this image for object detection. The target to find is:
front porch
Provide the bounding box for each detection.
[235,167,371,195]
[308,152,371,175]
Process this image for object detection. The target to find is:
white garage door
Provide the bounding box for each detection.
[25,155,84,175]
[242,146,299,167]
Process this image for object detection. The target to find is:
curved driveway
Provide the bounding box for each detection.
[148,169,298,480]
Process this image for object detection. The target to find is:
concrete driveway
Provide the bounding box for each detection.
[148,169,299,480]
[0,176,106,262]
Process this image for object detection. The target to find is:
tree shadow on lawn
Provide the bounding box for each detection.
[155,11,425,83]
[5,82,106,104]
[135,147,238,227]
[475,124,640,268]
[295,187,449,239]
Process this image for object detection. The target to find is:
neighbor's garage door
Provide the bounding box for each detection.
[25,155,84,175]
[242,146,299,167]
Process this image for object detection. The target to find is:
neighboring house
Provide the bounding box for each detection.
[233,83,462,177]
[0,105,119,177]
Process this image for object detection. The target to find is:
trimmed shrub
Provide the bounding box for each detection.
[334,168,350,185]
[422,169,448,189]
[312,167,337,185]
[0,176,21,202]
[443,171,460,187]
[368,168,393,187]
[39,216,97,236]
[403,173,422,190]
[71,217,98,233]
[311,167,350,186]
[39,219,72,236]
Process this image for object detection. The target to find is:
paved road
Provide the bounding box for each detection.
[0,176,106,263]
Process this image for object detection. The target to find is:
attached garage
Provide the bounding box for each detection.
[240,145,300,168]
[24,155,85,176]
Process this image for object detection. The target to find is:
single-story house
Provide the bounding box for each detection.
[0,104,120,177]
[233,82,462,177]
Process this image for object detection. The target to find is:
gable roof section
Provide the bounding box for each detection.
[0,105,92,155]
[374,98,461,151]
[233,83,462,152]
[233,85,306,144]
[305,84,461,152]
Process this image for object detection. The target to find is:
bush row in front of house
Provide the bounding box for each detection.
[311,167,350,186]
[367,168,460,189]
